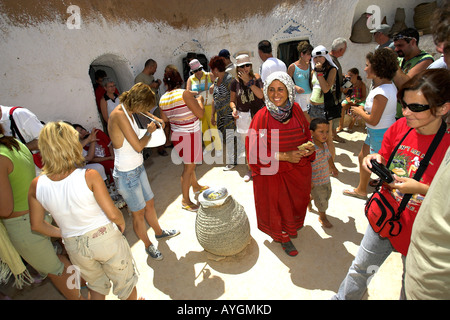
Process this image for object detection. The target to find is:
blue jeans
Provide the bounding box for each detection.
[332,225,396,300]
[113,164,154,212]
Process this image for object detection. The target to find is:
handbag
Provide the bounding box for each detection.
[198,73,212,106]
[365,120,446,238]
[323,68,342,121]
[138,113,166,148]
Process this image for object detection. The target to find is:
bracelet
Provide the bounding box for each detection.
[317,73,324,77]
[144,130,152,137]
[246,79,255,87]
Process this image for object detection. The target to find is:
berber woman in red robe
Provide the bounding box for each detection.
[246,71,315,256]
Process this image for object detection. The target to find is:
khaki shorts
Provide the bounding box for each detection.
[311,182,332,212]
[2,213,64,277]
[63,223,138,299]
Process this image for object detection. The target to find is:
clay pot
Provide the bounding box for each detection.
[414,1,437,34]
[350,13,373,43]
[391,8,408,35]
[196,188,251,257]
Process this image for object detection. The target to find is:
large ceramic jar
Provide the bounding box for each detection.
[195,187,251,256]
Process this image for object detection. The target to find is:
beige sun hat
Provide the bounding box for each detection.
[235,54,252,67]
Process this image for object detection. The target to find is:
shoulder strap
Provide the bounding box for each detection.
[396,120,447,215]
[9,106,26,144]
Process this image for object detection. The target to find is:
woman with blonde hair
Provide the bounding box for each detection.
[28,121,139,299]
[1,124,81,300]
[108,82,179,260]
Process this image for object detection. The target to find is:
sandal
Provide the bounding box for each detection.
[181,204,199,212]
[194,186,209,196]
[343,189,368,200]
[281,241,298,257]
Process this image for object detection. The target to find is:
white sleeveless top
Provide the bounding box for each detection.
[113,104,143,171]
[36,169,111,238]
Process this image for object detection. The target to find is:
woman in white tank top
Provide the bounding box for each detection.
[28,122,138,299]
[107,83,179,260]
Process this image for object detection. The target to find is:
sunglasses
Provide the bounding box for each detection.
[401,100,430,112]
[238,64,251,68]
[393,35,416,42]
[313,50,328,56]
[192,68,202,73]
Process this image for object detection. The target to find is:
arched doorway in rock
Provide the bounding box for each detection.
[88,53,133,132]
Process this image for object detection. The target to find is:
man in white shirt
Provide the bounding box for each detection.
[258,40,287,83]
[0,105,43,152]
[1,105,44,173]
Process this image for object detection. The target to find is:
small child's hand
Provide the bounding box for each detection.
[331,167,339,177]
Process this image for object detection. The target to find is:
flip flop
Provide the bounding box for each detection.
[343,189,368,200]
[282,241,298,257]
[181,204,199,212]
[194,186,209,196]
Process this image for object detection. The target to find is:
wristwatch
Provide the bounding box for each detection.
[144,130,152,137]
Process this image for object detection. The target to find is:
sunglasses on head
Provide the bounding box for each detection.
[238,64,251,68]
[401,100,430,112]
[313,50,328,56]
[393,35,416,42]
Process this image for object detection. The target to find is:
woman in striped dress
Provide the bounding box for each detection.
[209,56,236,170]
[159,69,208,212]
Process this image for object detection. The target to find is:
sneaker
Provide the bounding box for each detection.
[155,229,180,240]
[146,244,163,260]
[223,164,235,171]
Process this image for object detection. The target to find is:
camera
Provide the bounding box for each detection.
[342,77,353,89]
[369,159,394,184]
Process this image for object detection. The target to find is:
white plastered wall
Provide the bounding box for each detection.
[0,0,442,130]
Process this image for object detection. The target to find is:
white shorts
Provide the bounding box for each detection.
[295,93,312,112]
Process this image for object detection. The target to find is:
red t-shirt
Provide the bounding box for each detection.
[378,118,450,255]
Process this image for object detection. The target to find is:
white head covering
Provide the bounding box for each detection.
[311,45,338,70]
[263,71,296,122]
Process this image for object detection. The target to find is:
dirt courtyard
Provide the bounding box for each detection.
[1,124,403,301]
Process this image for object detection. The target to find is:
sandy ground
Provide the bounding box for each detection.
[1,121,403,301]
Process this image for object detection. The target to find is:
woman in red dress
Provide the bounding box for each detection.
[246,71,315,256]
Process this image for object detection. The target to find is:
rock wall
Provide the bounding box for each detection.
[0,0,440,129]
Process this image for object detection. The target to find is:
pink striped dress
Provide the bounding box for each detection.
[159,88,202,163]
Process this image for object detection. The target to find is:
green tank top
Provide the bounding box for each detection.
[0,141,36,212]
[396,51,434,118]
[310,72,324,104]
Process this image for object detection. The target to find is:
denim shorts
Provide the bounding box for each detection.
[113,164,154,212]
[365,127,388,154]
[307,103,326,119]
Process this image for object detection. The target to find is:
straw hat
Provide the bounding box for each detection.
[235,54,252,67]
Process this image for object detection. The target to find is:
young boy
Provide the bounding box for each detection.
[309,118,339,228]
